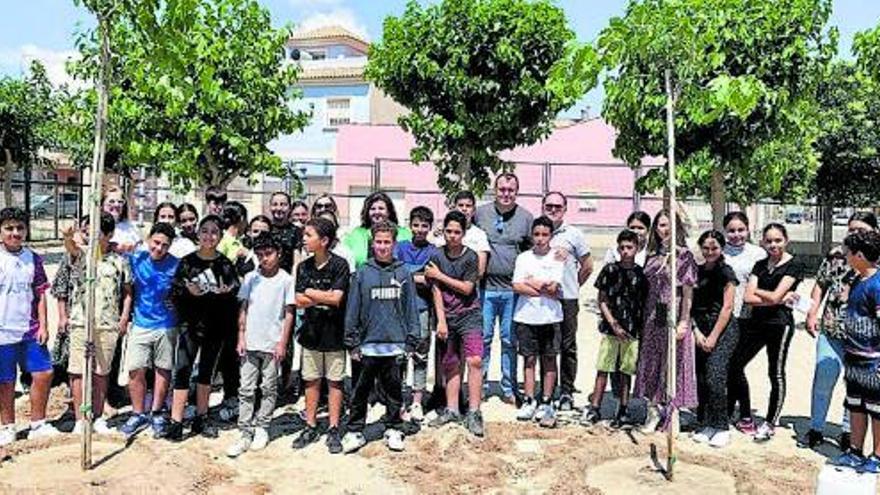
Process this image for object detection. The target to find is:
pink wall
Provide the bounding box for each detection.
[333,119,663,227]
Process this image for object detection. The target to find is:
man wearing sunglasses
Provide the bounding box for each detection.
[542,192,592,411]
[473,173,533,404]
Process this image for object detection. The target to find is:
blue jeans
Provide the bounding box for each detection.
[810,332,850,433]
[481,290,517,398]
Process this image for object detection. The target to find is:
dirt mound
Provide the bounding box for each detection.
[587,458,736,494]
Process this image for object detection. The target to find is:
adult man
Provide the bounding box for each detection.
[474,173,533,403]
[542,192,592,410]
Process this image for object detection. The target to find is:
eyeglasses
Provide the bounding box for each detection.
[314,202,334,210]
[543,203,564,211]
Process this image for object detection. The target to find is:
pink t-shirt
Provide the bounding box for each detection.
[0,247,49,345]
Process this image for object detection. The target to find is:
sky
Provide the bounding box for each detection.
[1,0,879,115]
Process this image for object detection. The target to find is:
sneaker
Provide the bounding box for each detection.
[611,411,633,429]
[292,425,321,449]
[119,413,150,439]
[465,410,485,437]
[840,431,852,452]
[226,434,252,458]
[251,427,269,451]
[580,406,600,426]
[410,403,424,422]
[218,398,239,422]
[858,454,880,474]
[558,394,574,412]
[384,429,405,452]
[799,429,823,449]
[516,398,537,421]
[753,422,775,442]
[0,424,16,446]
[326,427,343,454]
[191,415,218,439]
[533,403,549,423]
[692,427,715,444]
[641,405,662,434]
[734,418,757,436]
[709,429,731,448]
[72,420,85,435]
[833,450,866,469]
[163,420,184,441]
[28,420,60,440]
[538,404,557,428]
[93,418,113,435]
[429,408,462,428]
[342,431,367,454]
[150,413,169,439]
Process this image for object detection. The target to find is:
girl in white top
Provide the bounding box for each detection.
[103,185,142,252]
[722,211,767,319]
[603,211,651,267]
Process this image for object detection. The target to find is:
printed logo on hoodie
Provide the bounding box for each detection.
[371,277,402,300]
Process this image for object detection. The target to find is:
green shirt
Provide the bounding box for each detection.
[343,226,412,268]
[218,232,244,262]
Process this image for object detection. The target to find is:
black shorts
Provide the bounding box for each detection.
[173,326,223,390]
[516,323,561,357]
[845,365,880,419]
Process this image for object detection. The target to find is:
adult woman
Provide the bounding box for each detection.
[728,223,804,442]
[603,211,651,267]
[342,191,412,268]
[176,203,199,245]
[634,209,698,433]
[290,200,310,228]
[691,230,739,448]
[154,202,196,259]
[802,212,878,450]
[310,194,338,218]
[103,186,141,252]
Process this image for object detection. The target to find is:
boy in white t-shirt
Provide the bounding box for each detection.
[511,216,564,428]
[432,191,490,278]
[226,233,295,458]
[0,207,59,445]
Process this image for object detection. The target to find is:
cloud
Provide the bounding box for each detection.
[294,8,370,41]
[0,44,81,88]
[288,0,343,8]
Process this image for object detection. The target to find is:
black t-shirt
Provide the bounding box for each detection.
[271,222,303,275]
[594,262,648,339]
[750,256,805,325]
[295,253,350,351]
[692,262,738,330]
[172,252,240,335]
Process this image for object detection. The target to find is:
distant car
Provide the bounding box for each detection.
[31,193,80,219]
[832,213,850,226]
[785,211,804,224]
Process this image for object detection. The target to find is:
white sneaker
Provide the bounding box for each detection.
[516,399,537,421]
[410,403,424,422]
[28,420,60,440]
[93,417,113,435]
[533,403,548,423]
[0,424,16,446]
[384,429,405,452]
[72,420,84,435]
[753,422,775,442]
[709,429,731,448]
[342,431,367,454]
[218,398,240,422]
[641,405,662,434]
[692,427,715,444]
[251,427,269,451]
[226,434,252,458]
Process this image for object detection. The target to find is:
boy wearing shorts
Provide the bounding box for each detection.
[512,216,564,427]
[64,213,133,434]
[426,211,484,436]
[582,229,647,428]
[0,207,58,445]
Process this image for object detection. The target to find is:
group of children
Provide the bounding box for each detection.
[1,183,880,471]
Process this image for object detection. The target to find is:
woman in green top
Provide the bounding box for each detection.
[343,191,412,267]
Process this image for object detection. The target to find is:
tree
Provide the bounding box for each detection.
[366,0,596,196]
[599,0,835,227]
[0,62,57,206]
[70,0,310,189]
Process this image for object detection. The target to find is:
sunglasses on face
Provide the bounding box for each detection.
[543,203,564,211]
[314,202,334,210]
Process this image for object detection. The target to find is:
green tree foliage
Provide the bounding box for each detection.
[69,0,310,188]
[366,0,596,196]
[599,0,835,212]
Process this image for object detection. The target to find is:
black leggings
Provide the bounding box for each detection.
[694,317,739,429]
[727,316,795,425]
[173,328,222,390]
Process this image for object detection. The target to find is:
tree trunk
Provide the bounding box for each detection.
[3,149,14,208]
[820,202,833,254]
[710,167,725,230]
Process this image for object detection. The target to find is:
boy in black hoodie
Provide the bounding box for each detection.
[342,221,420,453]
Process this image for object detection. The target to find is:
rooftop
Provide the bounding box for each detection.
[289,26,370,52]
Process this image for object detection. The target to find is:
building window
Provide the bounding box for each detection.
[326,98,351,127]
[307,50,326,60]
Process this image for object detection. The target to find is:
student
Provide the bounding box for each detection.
[834,230,880,472]
[343,191,412,268]
[167,215,240,441]
[235,215,272,277]
[581,229,647,428]
[634,209,698,433]
[722,212,767,321]
[118,222,180,439]
[290,200,310,228]
[155,202,197,259]
[176,203,200,245]
[433,191,490,278]
[290,218,350,453]
[217,202,247,263]
[0,207,59,445]
[802,212,876,450]
[728,223,804,442]
[61,213,133,435]
[215,201,247,419]
[426,211,485,436]
[204,186,227,217]
[226,233,295,458]
[512,216,564,427]
[393,206,437,421]
[316,210,355,273]
[103,186,142,252]
[691,230,739,448]
[342,221,420,453]
[268,192,304,275]
[603,211,650,267]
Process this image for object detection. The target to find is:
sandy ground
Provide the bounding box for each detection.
[0,248,859,494]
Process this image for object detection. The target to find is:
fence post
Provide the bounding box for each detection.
[23,164,32,241]
[542,162,550,196]
[372,158,381,192]
[633,164,642,211]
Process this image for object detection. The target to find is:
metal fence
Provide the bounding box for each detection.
[0,168,86,242]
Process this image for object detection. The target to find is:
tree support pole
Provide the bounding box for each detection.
[664,68,678,482]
